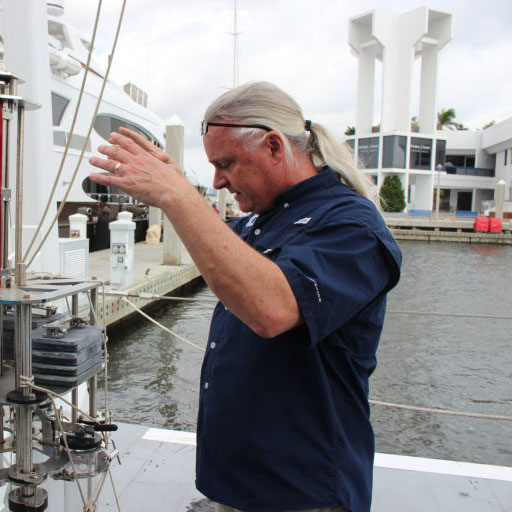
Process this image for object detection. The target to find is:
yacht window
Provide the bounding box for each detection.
[82,176,133,204]
[48,20,72,50]
[68,134,91,152]
[51,92,70,126]
[53,130,67,146]
[94,114,163,148]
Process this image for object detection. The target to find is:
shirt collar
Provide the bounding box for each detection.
[272,167,339,209]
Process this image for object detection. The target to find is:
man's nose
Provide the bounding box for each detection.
[213,169,228,190]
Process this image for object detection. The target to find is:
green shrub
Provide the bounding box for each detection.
[380,176,405,212]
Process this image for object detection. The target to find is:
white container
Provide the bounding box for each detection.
[109,211,135,289]
[69,213,88,239]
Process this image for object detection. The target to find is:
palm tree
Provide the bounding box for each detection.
[437,108,457,130]
[482,120,495,129]
[344,126,355,136]
[437,108,458,130]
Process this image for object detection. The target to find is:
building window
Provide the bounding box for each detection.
[383,135,407,168]
[357,137,379,169]
[93,114,163,148]
[410,137,432,170]
[435,139,446,169]
[51,92,70,126]
[505,150,508,166]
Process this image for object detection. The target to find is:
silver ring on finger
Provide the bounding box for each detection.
[114,161,121,173]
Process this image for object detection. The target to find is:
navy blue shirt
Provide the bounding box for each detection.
[196,168,402,512]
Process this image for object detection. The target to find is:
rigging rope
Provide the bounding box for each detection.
[22,0,103,263]
[369,399,512,422]
[21,376,123,511]
[25,0,127,269]
[122,297,206,352]
[119,300,512,422]
[388,309,512,320]
[107,290,219,303]
[108,290,512,320]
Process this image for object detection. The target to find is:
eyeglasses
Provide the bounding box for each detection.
[200,120,273,136]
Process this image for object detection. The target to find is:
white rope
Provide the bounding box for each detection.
[21,377,122,510]
[23,0,103,262]
[106,290,218,303]
[48,393,88,508]
[122,297,206,352]
[25,0,128,269]
[20,376,97,423]
[119,297,512,421]
[108,467,123,512]
[370,399,512,421]
[388,309,512,320]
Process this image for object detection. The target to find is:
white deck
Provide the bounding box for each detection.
[87,423,511,511]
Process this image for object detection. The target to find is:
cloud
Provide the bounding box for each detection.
[64,0,511,185]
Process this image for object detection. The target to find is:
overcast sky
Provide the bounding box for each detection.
[65,0,512,186]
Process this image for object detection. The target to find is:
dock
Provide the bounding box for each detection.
[88,242,202,327]
[384,214,512,244]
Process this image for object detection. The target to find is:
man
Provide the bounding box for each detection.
[90,82,401,512]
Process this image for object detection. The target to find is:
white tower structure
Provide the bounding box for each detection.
[347,7,452,212]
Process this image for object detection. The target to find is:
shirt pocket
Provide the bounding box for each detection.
[251,225,309,260]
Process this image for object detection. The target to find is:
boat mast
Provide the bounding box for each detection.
[232,0,240,88]
[218,0,241,220]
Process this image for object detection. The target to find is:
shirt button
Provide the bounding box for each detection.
[210,342,216,349]
[254,228,261,235]
[204,382,209,390]
[284,203,290,208]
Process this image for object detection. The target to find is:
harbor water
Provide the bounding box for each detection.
[100,241,512,467]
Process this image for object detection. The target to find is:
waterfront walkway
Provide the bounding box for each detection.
[88,242,201,326]
[384,213,512,244]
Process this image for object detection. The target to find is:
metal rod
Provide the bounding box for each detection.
[2,112,11,277]
[16,406,33,475]
[89,288,97,325]
[71,389,78,423]
[71,293,79,422]
[0,407,4,445]
[15,304,32,397]
[71,294,78,316]
[0,306,3,376]
[14,304,33,478]
[88,375,97,419]
[88,287,98,417]
[14,104,24,285]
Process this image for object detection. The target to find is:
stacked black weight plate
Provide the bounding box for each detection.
[2,312,64,360]
[31,325,103,389]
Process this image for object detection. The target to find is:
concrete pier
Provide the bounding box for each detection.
[87,243,202,327]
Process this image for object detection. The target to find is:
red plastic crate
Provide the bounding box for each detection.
[474,217,489,232]
[489,217,502,233]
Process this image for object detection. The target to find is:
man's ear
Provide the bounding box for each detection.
[267,133,284,159]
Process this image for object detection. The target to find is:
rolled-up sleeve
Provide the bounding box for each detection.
[276,221,399,347]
